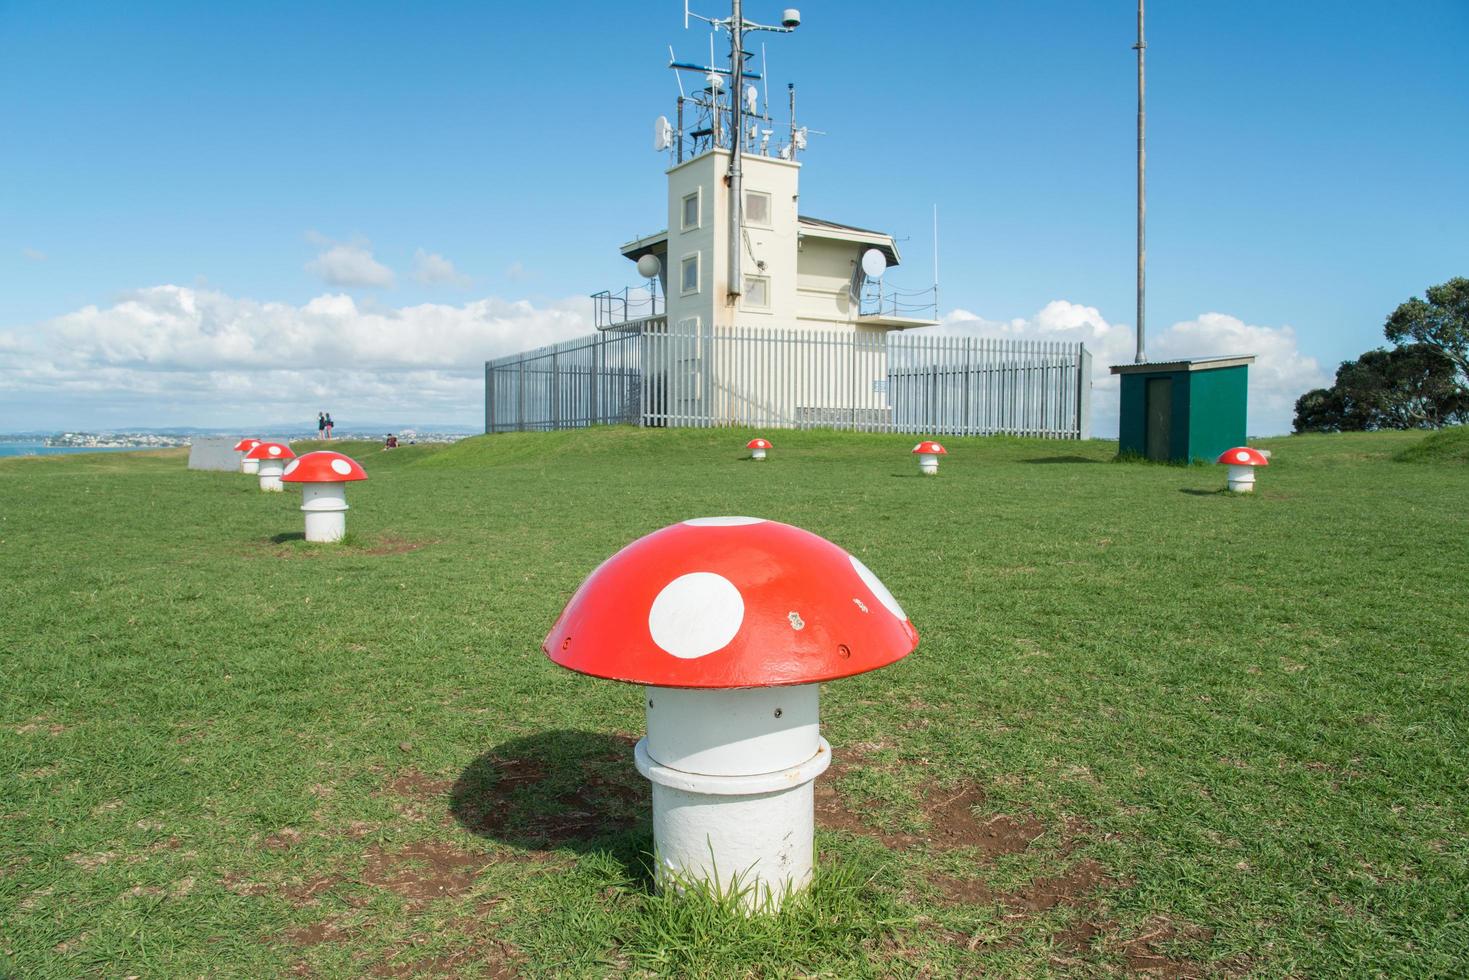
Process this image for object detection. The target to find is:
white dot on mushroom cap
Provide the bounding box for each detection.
[1235,451,1250,462]
[681,516,765,527]
[283,459,299,475]
[648,572,745,659]
[849,554,906,622]
[268,446,282,456]
[330,458,353,476]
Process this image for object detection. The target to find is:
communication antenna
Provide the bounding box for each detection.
[761,43,769,114]
[654,115,675,151]
[1134,0,1147,363]
[676,1,802,300]
[668,46,686,97]
[932,204,940,316]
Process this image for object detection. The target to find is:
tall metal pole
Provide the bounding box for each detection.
[727,0,745,299]
[1133,0,1147,363]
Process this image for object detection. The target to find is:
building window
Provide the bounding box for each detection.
[681,253,700,295]
[742,274,770,309]
[682,191,700,231]
[744,190,771,227]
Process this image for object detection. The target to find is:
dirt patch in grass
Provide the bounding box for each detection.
[369,934,520,978]
[361,841,490,904]
[815,768,1043,858]
[263,827,305,851]
[360,535,434,556]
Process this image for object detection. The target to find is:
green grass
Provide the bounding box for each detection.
[2,426,1467,977]
[1394,423,1469,464]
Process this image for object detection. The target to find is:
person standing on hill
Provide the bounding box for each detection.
[324,413,334,440]
[317,412,326,440]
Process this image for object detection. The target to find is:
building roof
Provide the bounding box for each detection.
[1109,355,1256,375]
[618,215,903,266]
[797,215,901,266]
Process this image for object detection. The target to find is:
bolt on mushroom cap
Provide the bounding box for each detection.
[1216,446,1268,467]
[232,438,260,452]
[244,441,296,461]
[746,437,772,449]
[912,440,948,455]
[544,517,919,689]
[281,451,368,483]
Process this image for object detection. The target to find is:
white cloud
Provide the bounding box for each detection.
[413,248,471,287]
[21,247,47,262]
[305,242,395,288]
[936,301,1326,436]
[505,260,531,282]
[0,285,594,429]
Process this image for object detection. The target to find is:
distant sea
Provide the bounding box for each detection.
[0,443,140,458]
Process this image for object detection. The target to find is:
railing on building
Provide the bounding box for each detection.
[859,279,939,321]
[486,322,1091,439]
[592,284,662,331]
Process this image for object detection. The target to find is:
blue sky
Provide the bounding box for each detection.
[2,0,1465,433]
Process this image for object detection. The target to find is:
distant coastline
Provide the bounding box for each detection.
[0,443,140,458]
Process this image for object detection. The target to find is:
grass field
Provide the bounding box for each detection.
[2,426,1467,978]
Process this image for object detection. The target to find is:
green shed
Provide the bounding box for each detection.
[1110,355,1255,463]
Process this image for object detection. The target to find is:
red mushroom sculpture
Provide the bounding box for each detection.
[545,516,919,910]
[243,441,296,492]
[1217,446,1269,493]
[912,439,948,475]
[233,438,262,475]
[745,437,772,461]
[281,451,367,542]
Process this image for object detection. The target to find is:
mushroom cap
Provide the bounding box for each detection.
[281,450,368,483]
[912,440,948,455]
[746,438,772,450]
[244,441,297,462]
[1216,446,1268,467]
[544,517,919,688]
[232,438,260,452]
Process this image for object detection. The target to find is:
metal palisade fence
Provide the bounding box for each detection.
[485,321,1091,439]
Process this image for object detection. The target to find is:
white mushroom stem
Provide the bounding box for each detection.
[242,457,260,475]
[257,459,287,492]
[751,448,767,461]
[301,482,349,542]
[635,683,829,912]
[917,453,939,475]
[1226,464,1256,493]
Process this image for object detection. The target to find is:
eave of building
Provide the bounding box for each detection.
[617,215,905,267]
[619,230,668,262]
[797,215,902,267]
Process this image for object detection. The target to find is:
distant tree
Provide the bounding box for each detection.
[1292,386,1346,433]
[1294,344,1469,432]
[1384,277,1469,385]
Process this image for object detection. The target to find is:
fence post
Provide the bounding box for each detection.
[1077,345,1092,440]
[486,363,495,434]
[518,359,526,432]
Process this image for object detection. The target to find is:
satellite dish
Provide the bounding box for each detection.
[654,115,674,152]
[861,248,887,279]
[706,72,724,92]
[745,85,759,115]
[636,254,662,279]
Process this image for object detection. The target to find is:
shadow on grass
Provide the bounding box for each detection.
[1022,455,1102,465]
[1179,488,1230,497]
[270,531,306,543]
[450,729,651,876]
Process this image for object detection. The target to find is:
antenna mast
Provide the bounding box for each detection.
[674,3,802,301]
[1134,0,1147,364]
[729,0,745,299]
